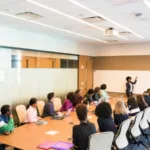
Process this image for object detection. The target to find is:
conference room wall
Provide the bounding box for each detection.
[0,48,77,108]
[0,26,96,56]
[94,42,150,56]
[93,55,150,94]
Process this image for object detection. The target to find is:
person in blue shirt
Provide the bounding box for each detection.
[43,93,57,117]
[143,91,150,106]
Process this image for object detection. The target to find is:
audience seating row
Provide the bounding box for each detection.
[15,98,62,125]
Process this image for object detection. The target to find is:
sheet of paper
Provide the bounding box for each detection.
[46,130,58,135]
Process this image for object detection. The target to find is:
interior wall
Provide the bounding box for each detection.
[0,47,78,108]
[94,42,150,56]
[93,43,150,94]
[0,26,95,56]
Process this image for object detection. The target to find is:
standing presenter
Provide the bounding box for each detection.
[126,76,138,98]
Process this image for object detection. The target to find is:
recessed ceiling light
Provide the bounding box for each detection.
[67,0,144,39]
[0,12,108,43]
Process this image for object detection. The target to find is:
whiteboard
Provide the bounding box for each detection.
[94,70,150,94]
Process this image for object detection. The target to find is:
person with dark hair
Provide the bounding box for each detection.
[127,96,140,116]
[93,87,101,102]
[100,84,109,102]
[72,104,96,150]
[136,94,148,111]
[25,98,40,123]
[0,105,15,150]
[83,89,94,105]
[0,105,14,134]
[143,91,150,106]
[43,93,57,117]
[60,92,75,112]
[95,102,117,133]
[75,89,83,105]
[126,76,137,98]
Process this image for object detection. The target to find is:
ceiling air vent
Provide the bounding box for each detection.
[83,16,105,23]
[16,12,43,20]
[108,0,140,5]
[119,31,132,36]
[106,40,119,43]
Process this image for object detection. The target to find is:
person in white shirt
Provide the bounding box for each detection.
[25,98,40,123]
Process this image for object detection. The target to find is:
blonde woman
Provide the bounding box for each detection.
[114,100,129,128]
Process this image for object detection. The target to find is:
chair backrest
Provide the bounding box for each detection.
[16,105,26,124]
[53,98,62,111]
[140,107,150,130]
[115,119,131,149]
[88,132,114,150]
[37,101,45,117]
[130,111,143,138]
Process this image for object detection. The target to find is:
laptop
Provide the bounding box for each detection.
[52,108,72,120]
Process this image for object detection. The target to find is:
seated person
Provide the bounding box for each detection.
[95,102,117,133]
[83,89,94,105]
[0,105,14,134]
[114,100,129,128]
[143,91,150,106]
[92,87,101,102]
[136,94,148,111]
[72,104,96,150]
[74,89,83,105]
[60,92,75,112]
[0,105,15,150]
[25,98,40,123]
[43,93,57,117]
[127,96,140,116]
[100,84,110,102]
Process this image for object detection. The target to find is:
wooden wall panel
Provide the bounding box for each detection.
[78,56,93,95]
[54,59,60,68]
[39,58,53,68]
[22,56,37,68]
[94,56,150,70]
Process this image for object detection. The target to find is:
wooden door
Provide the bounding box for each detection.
[22,56,37,68]
[78,56,93,95]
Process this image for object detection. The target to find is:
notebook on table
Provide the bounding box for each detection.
[37,141,55,149]
[50,141,74,150]
[37,141,73,150]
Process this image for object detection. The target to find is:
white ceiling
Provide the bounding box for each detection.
[0,0,150,44]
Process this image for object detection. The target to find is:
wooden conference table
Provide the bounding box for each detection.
[0,108,97,150]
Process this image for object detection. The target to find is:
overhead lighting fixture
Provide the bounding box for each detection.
[143,0,150,8]
[67,0,144,39]
[27,0,104,31]
[0,12,108,43]
[27,0,127,40]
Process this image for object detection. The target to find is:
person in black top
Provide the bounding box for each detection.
[92,87,101,102]
[83,89,94,105]
[136,94,148,111]
[95,102,117,133]
[114,100,129,129]
[127,96,140,116]
[126,76,137,98]
[72,104,96,150]
[43,93,57,117]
